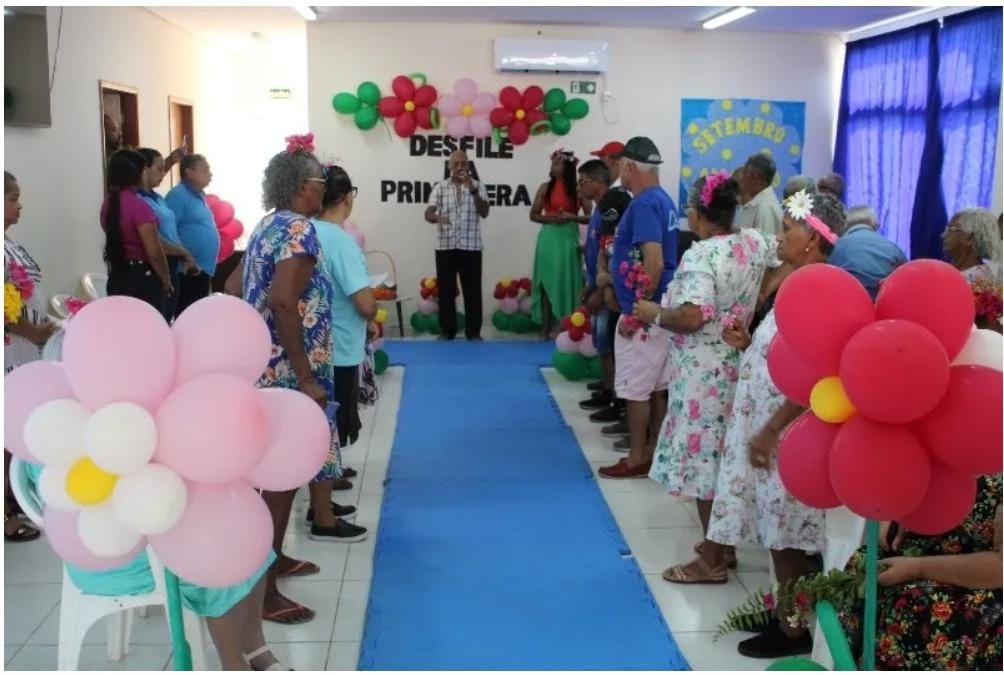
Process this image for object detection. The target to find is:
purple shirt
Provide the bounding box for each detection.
[101,187,156,262]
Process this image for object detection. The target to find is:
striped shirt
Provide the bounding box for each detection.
[428,179,488,251]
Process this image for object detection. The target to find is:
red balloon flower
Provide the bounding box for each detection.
[378,74,439,138]
[489,86,547,145]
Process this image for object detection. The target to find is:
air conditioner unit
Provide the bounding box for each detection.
[494,38,609,74]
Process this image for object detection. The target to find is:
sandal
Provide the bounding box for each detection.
[276,559,320,579]
[4,515,40,542]
[262,604,315,625]
[243,645,293,671]
[662,556,729,585]
[694,540,738,569]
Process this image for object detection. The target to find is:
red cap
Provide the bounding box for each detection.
[590,141,625,158]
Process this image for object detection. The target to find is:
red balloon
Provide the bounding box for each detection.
[876,259,974,360]
[492,285,504,300]
[421,287,433,300]
[525,109,549,127]
[560,316,572,332]
[490,108,514,128]
[206,194,221,208]
[217,235,235,262]
[378,96,403,117]
[830,416,931,520]
[775,264,875,372]
[522,85,545,110]
[568,326,585,341]
[499,86,522,111]
[210,201,235,226]
[508,120,530,145]
[583,320,592,335]
[520,277,532,290]
[413,84,437,107]
[391,75,415,102]
[219,219,244,240]
[916,365,1003,475]
[767,333,833,406]
[393,113,417,138]
[898,463,977,536]
[840,320,950,424]
[506,285,519,298]
[777,411,843,509]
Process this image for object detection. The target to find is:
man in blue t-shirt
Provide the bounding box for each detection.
[599,137,679,480]
[165,154,219,317]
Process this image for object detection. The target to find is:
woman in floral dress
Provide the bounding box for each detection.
[706,191,847,659]
[633,172,780,584]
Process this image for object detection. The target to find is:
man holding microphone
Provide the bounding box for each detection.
[424,150,490,340]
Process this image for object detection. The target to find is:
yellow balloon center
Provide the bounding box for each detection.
[375,308,388,324]
[515,109,526,120]
[66,457,119,506]
[809,376,856,424]
[571,313,586,328]
[404,101,416,112]
[500,278,512,287]
[423,279,437,290]
[461,104,474,117]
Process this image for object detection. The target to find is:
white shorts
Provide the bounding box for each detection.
[614,317,670,401]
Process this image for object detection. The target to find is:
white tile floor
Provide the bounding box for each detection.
[4,363,769,670]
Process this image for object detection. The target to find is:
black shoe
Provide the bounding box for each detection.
[342,467,358,479]
[737,622,812,659]
[308,519,368,543]
[467,335,483,341]
[589,405,624,423]
[587,381,604,392]
[612,437,630,452]
[601,420,629,437]
[306,502,357,523]
[579,391,613,410]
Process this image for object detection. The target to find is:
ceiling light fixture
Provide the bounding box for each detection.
[702,7,756,31]
[293,5,317,22]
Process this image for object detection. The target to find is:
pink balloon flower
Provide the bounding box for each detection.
[438,78,496,139]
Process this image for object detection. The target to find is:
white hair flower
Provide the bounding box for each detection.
[785,189,815,222]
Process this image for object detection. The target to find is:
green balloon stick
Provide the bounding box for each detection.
[164,570,192,671]
[863,520,878,670]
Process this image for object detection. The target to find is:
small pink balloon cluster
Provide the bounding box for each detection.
[205,195,244,263]
[5,295,330,587]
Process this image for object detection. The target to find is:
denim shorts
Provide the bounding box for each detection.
[592,308,614,355]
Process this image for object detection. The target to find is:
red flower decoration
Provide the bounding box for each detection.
[285,133,315,154]
[378,75,439,138]
[489,86,547,145]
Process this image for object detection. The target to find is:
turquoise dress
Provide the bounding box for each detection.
[25,463,274,618]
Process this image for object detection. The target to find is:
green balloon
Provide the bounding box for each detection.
[497,313,513,332]
[426,313,441,334]
[492,310,507,331]
[333,92,360,114]
[563,98,589,120]
[355,106,379,131]
[456,312,466,331]
[357,81,380,106]
[510,313,531,334]
[766,658,828,671]
[551,351,570,373]
[550,113,571,136]
[553,352,589,380]
[410,312,425,333]
[544,87,566,113]
[586,356,602,379]
[373,349,389,375]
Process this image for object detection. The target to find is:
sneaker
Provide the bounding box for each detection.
[598,458,651,479]
[612,437,630,452]
[342,467,358,479]
[737,622,812,659]
[306,502,357,523]
[587,381,604,391]
[579,391,613,410]
[589,405,624,423]
[601,420,629,437]
[309,519,368,543]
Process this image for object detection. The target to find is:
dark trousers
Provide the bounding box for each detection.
[107,262,164,311]
[435,249,482,339]
[160,263,183,323]
[175,271,212,318]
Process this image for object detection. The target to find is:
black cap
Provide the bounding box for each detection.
[613,136,663,165]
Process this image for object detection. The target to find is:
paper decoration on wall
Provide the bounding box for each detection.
[542,88,590,136]
[438,78,496,139]
[332,81,383,130]
[489,85,548,145]
[378,74,440,138]
[679,98,805,215]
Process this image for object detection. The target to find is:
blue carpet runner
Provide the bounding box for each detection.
[359,340,691,670]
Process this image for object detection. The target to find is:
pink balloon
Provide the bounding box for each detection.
[438,94,463,118]
[499,297,519,315]
[417,297,438,315]
[4,361,74,462]
[206,194,222,208]
[579,339,598,358]
[244,388,331,491]
[372,337,385,350]
[62,297,176,413]
[217,235,236,263]
[518,296,533,315]
[455,78,478,103]
[43,507,144,571]
[898,463,977,536]
[446,115,471,139]
[171,295,272,386]
[218,219,244,240]
[472,92,496,115]
[155,374,268,484]
[210,201,235,226]
[555,331,577,353]
[149,481,271,588]
[469,115,493,139]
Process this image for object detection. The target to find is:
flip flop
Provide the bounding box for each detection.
[263,604,315,625]
[4,516,40,543]
[244,646,293,671]
[276,560,320,579]
[662,556,729,585]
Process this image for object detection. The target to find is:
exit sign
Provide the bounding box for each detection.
[269,88,292,99]
[570,81,597,95]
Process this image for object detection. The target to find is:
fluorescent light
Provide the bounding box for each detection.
[293,5,317,22]
[702,7,756,30]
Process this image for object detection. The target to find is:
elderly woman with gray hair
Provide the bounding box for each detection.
[943,207,1003,331]
[226,136,367,626]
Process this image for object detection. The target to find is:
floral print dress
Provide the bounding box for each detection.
[243,210,342,482]
[649,229,779,500]
[705,308,826,551]
[840,474,1002,671]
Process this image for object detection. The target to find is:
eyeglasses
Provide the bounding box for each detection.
[347,186,359,198]
[306,177,325,184]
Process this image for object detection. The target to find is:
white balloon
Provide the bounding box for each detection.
[37,465,80,513]
[23,399,90,466]
[953,327,1003,372]
[112,464,187,535]
[84,402,158,474]
[579,339,598,358]
[77,503,143,557]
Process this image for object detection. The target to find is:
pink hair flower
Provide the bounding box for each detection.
[700,171,731,209]
[285,133,316,155]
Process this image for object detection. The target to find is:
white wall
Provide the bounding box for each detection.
[307,21,845,320]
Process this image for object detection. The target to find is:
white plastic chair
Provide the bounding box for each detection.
[49,294,72,320]
[811,507,867,668]
[9,458,208,670]
[80,273,108,301]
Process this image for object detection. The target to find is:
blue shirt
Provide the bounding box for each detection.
[138,189,181,246]
[828,224,907,300]
[612,185,679,312]
[313,218,371,367]
[165,181,220,275]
